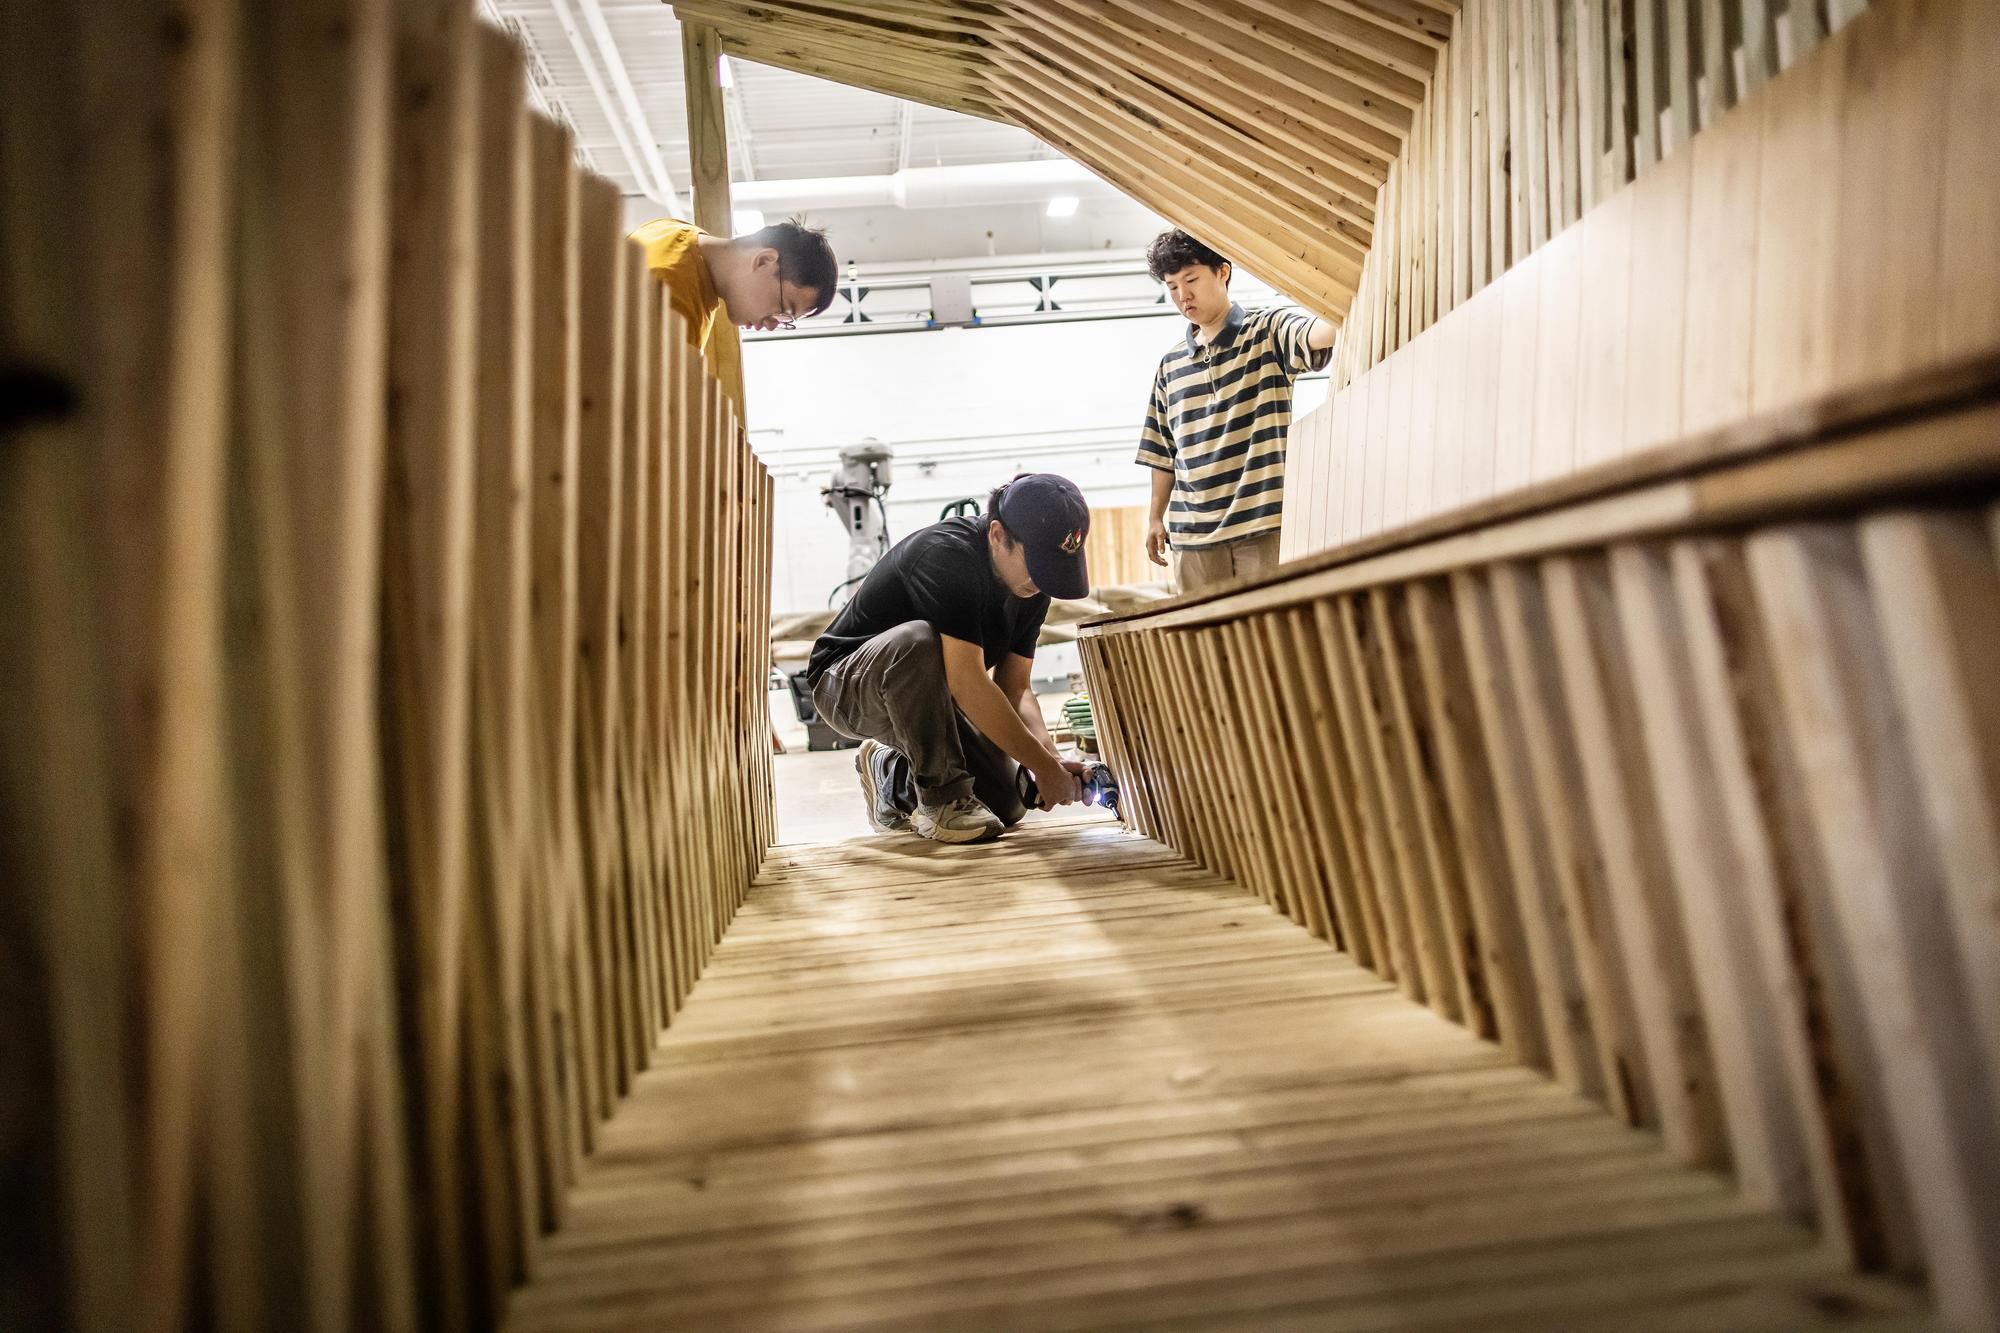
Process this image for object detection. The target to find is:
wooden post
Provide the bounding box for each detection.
[680,22,733,236]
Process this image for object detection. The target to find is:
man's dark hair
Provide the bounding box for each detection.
[1145,229,1230,282]
[985,477,1025,546]
[743,216,839,318]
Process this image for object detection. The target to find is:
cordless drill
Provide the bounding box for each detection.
[1017,760,1122,818]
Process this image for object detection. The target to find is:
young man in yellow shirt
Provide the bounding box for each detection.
[629,215,838,421]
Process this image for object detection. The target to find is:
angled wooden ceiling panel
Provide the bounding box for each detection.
[666,0,1462,321]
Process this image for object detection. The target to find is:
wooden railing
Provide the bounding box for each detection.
[2,5,770,1329]
[1079,357,2000,1327]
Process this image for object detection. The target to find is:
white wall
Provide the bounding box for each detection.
[744,316,1328,613]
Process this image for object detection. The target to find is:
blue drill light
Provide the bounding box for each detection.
[1016,761,1121,818]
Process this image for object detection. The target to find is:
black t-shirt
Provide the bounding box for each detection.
[807,516,1049,686]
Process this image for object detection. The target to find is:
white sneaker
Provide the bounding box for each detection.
[855,739,910,833]
[913,795,1004,844]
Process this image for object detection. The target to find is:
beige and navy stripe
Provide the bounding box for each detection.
[1136,303,1328,548]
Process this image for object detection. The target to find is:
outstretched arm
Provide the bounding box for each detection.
[942,638,1081,805]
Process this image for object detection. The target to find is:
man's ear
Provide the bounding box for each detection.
[748,246,779,272]
[1218,260,1232,286]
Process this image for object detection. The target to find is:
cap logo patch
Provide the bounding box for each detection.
[1060,528,1084,554]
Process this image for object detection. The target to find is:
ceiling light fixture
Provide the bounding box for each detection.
[1045,195,1080,218]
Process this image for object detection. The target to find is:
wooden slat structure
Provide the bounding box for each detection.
[2,4,771,1328]
[507,820,1926,1331]
[667,0,1458,321]
[1281,0,2000,559]
[1082,362,2000,1326]
[7,0,1995,1328]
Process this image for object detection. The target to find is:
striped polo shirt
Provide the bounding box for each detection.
[1135,303,1328,548]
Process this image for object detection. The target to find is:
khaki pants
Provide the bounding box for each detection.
[1173,530,1281,594]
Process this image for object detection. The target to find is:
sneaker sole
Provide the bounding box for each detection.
[855,741,909,833]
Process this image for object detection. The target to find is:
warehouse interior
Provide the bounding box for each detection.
[5,1,1998,1329]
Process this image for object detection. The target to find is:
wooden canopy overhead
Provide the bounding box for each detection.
[666,1,1461,321]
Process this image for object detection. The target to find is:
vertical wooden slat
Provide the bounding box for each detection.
[1281,606,1380,966]
[680,22,733,237]
[1345,592,1452,1012]
[1489,562,1650,1126]
[1620,144,1692,455]
[1748,25,1842,413]
[526,110,585,1187]
[1452,567,1598,1092]
[1611,542,1849,1235]
[1371,589,1481,1025]
[573,171,626,1117]
[1828,0,1947,386]
[466,16,538,1294]
[1680,100,1761,435]
[1404,579,1542,1058]
[1315,597,1412,993]
[1748,524,2000,1328]
[1492,248,1541,493]
[1574,186,1632,465]
[378,3,481,1321]
[1257,614,1344,947]
[1632,0,1662,168]
[1543,552,1724,1164]
[1856,512,2000,1110]
[1694,533,1922,1271]
[1936,0,2000,362]
[1529,224,1582,482]
[616,240,658,1068]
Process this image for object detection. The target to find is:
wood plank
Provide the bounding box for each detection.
[1450,568,1597,1093]
[1344,592,1454,1013]
[527,111,587,1185]
[1619,142,1692,454]
[1573,184,1632,465]
[1487,562,1648,1123]
[1828,0,1948,385]
[1314,597,1411,989]
[1680,94,1761,435]
[1935,0,2000,361]
[380,3,482,1319]
[1529,222,1582,482]
[1280,607,1379,962]
[1746,523,2000,1327]
[1492,247,1541,493]
[1611,541,1849,1234]
[232,0,414,1324]
[1403,578,1541,1056]
[1748,23,1843,414]
[1542,552,1723,1162]
[506,822,1925,1333]
[469,17,540,1292]
[1855,511,2000,1113]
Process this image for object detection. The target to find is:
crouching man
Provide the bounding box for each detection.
[807,473,1094,843]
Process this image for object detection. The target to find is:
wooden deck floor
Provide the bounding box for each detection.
[507,820,1929,1331]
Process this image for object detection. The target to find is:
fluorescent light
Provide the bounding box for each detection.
[718,54,735,89]
[1045,195,1080,218]
[732,208,766,234]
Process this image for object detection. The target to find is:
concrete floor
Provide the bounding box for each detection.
[772,746,1113,846]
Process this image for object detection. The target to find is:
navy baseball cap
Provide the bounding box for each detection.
[996,473,1091,600]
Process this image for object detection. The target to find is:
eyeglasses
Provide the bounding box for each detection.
[772,258,799,331]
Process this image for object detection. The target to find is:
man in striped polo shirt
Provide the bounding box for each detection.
[1136,230,1334,593]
